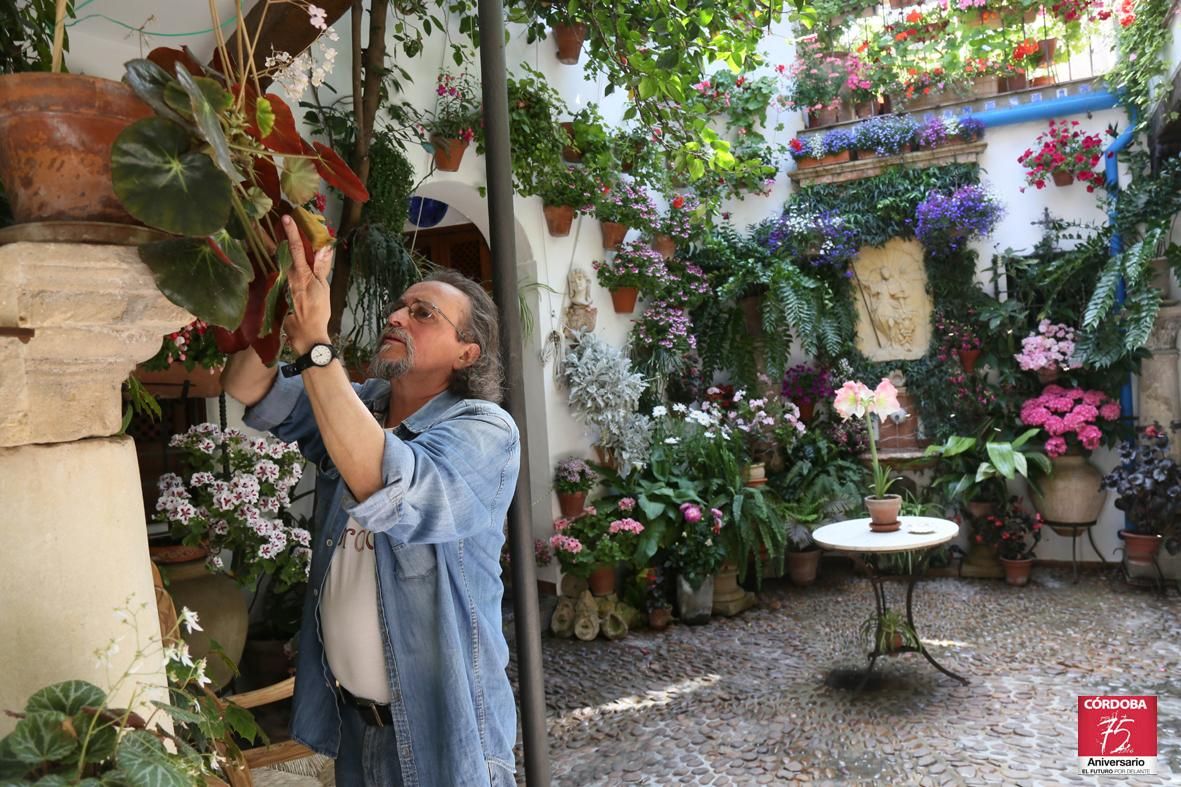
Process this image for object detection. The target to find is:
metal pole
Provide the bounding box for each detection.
[475,1,551,783]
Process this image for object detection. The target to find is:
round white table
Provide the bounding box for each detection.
[813,516,968,689]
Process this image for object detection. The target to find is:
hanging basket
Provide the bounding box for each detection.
[651,234,677,259]
[542,204,575,236]
[552,23,588,65]
[1050,170,1074,188]
[430,136,469,171]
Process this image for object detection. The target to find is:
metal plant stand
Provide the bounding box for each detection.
[1044,520,1107,583]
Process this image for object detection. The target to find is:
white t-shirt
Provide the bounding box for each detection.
[321,517,390,703]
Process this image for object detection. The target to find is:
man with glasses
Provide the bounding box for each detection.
[222,215,520,786]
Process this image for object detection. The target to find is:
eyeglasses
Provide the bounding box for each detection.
[383,298,472,343]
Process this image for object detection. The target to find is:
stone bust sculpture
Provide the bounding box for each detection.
[568,268,592,306]
[564,267,597,336]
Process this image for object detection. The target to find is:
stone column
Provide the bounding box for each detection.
[0,242,191,733]
[1139,305,1181,461]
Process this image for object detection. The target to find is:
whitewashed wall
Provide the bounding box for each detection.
[60,8,1165,573]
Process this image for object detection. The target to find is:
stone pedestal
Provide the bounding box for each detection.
[1139,305,1181,460]
[711,563,756,616]
[0,242,190,733]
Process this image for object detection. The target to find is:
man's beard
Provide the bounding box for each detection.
[370,329,414,380]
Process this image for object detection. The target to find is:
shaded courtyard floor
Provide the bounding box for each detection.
[257,563,1180,786]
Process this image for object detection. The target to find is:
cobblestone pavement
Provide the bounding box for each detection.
[521,564,1180,786]
[256,564,1180,786]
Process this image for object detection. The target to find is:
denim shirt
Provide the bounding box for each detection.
[243,374,520,786]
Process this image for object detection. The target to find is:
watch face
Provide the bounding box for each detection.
[310,344,334,366]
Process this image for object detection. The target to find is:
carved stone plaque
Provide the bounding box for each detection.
[852,239,931,362]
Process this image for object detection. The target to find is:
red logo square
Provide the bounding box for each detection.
[1078,696,1157,757]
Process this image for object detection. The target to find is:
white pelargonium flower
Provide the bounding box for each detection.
[179,607,203,634]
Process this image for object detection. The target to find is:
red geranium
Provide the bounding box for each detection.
[1017,119,1104,192]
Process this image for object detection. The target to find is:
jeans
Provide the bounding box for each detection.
[334,705,516,787]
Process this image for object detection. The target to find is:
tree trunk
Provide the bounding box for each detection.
[328,0,390,337]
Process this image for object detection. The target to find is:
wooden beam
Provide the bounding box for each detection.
[222,0,353,89]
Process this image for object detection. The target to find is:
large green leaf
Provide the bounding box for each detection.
[138,232,254,329]
[0,735,28,779]
[115,731,192,787]
[6,711,78,765]
[26,681,106,717]
[174,64,240,182]
[985,442,1017,480]
[111,117,232,237]
[32,774,73,786]
[122,59,186,125]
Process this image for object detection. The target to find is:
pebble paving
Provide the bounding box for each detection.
[256,564,1180,785]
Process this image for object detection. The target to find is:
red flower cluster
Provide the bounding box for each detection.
[1017,119,1104,192]
[1012,38,1040,63]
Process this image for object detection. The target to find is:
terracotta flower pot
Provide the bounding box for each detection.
[559,121,581,162]
[1121,531,1163,566]
[648,607,672,631]
[1030,75,1056,88]
[557,490,586,518]
[742,462,767,487]
[1036,366,1061,384]
[958,348,982,374]
[134,363,224,399]
[787,549,821,587]
[588,565,616,596]
[600,221,629,249]
[1051,170,1074,187]
[795,150,851,170]
[0,72,152,225]
[965,500,995,521]
[609,286,639,314]
[543,203,575,236]
[1038,38,1058,64]
[1002,73,1028,92]
[972,76,1000,97]
[552,23,587,65]
[999,557,1034,587]
[651,234,677,259]
[430,136,469,171]
[807,106,841,128]
[797,400,815,422]
[865,495,902,532]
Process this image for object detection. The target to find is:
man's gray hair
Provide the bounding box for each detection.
[426,269,504,403]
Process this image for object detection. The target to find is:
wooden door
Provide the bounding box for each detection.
[405,222,492,288]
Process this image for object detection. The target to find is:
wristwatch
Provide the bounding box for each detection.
[281,343,339,377]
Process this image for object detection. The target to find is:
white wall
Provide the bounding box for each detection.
[61,6,1150,573]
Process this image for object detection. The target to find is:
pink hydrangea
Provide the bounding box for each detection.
[549,534,583,554]
[1020,386,1118,456]
[608,517,644,535]
[1045,436,1068,457]
[679,502,702,524]
[1099,402,1121,421]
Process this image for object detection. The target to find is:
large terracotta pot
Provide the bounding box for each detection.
[543,204,575,236]
[865,495,902,532]
[1032,452,1106,534]
[430,136,469,171]
[787,549,821,587]
[552,23,587,64]
[1121,531,1163,566]
[999,557,1034,587]
[0,73,152,225]
[156,555,248,691]
[556,490,586,518]
[588,565,616,596]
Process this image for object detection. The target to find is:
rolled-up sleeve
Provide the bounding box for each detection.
[344,412,519,545]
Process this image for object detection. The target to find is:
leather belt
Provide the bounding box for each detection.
[337,685,393,728]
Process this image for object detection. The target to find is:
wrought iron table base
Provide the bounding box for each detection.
[852,553,970,691]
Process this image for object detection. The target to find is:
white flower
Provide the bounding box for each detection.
[651,405,668,418]
[93,639,121,668]
[179,607,203,634]
[704,431,715,439]
[671,403,688,414]
[663,436,680,444]
[193,658,212,688]
[307,4,328,30]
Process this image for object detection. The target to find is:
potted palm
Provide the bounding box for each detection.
[1102,422,1181,565]
[553,456,598,517]
[833,378,907,531]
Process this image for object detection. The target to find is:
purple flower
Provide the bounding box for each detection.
[915,185,1003,253]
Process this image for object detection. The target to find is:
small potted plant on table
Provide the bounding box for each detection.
[833,378,907,531]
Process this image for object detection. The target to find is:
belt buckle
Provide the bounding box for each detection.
[363,700,384,728]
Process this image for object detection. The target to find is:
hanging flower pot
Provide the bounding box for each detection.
[1002,73,1028,92]
[1120,531,1163,566]
[559,121,581,163]
[1030,74,1056,88]
[552,23,588,65]
[797,400,815,422]
[609,286,639,314]
[1037,38,1058,64]
[543,203,575,236]
[430,135,469,172]
[1032,451,1107,536]
[588,565,616,596]
[651,234,677,259]
[852,100,875,119]
[958,348,982,374]
[556,490,586,518]
[600,221,629,249]
[865,494,902,532]
[1051,170,1074,188]
[999,557,1034,587]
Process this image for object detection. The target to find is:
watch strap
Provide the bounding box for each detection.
[280,343,338,377]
